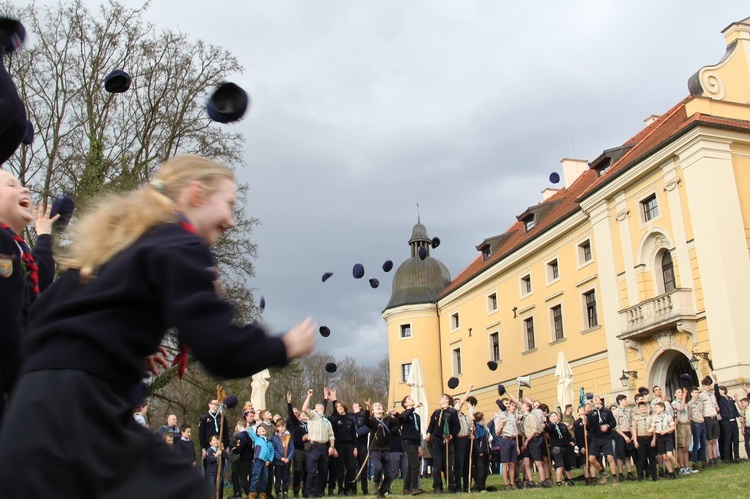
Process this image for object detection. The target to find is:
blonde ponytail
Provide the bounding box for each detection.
[65,154,235,279]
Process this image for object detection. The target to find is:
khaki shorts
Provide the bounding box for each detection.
[676,422,692,448]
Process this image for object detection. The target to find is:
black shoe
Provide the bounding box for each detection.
[627,472,635,481]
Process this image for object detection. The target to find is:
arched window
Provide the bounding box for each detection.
[661,252,676,293]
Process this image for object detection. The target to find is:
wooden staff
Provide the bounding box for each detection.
[352,433,373,483]
[215,385,227,499]
[445,437,450,491]
[468,433,474,492]
[583,411,591,481]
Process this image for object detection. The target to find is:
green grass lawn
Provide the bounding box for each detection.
[383,461,749,498]
[225,460,750,498]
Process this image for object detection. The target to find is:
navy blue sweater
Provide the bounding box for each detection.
[21,223,287,385]
[0,232,54,393]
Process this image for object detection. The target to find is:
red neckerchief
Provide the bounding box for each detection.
[0,223,39,295]
[171,215,196,379]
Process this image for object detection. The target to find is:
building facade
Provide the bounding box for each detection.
[383,16,750,416]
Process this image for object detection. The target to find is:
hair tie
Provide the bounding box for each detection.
[149,179,166,193]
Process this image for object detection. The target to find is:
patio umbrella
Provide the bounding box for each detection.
[555,351,574,412]
[406,358,429,437]
[250,369,271,411]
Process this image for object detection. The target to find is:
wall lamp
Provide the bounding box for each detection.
[619,370,639,387]
[690,352,712,371]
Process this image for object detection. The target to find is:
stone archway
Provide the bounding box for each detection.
[649,348,698,400]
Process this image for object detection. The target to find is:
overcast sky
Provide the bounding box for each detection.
[22,1,750,365]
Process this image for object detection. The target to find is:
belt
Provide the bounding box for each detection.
[308,441,327,446]
[501,435,517,439]
[726,419,736,422]
[457,435,470,438]
[705,416,717,419]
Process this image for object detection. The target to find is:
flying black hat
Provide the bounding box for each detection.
[21,120,33,145]
[418,247,427,260]
[352,263,364,279]
[206,82,249,123]
[497,384,506,396]
[0,47,27,164]
[549,172,560,184]
[259,296,266,312]
[431,237,440,249]
[496,399,507,412]
[325,362,337,373]
[680,373,694,385]
[369,278,379,289]
[0,17,26,53]
[50,194,75,231]
[447,377,459,390]
[319,326,330,338]
[104,69,132,93]
[322,272,333,282]
[487,361,498,371]
[637,386,650,397]
[382,260,393,272]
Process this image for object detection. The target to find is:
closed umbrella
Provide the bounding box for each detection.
[250,369,270,411]
[406,358,429,437]
[555,351,574,412]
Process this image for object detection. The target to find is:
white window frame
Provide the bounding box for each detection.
[520,273,532,297]
[489,331,501,362]
[546,256,560,285]
[640,192,660,223]
[400,323,412,339]
[550,303,564,342]
[401,362,412,383]
[523,316,536,351]
[582,288,598,330]
[452,347,462,375]
[487,292,498,314]
[450,312,460,331]
[577,238,593,268]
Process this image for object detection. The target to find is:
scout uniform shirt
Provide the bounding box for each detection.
[688,396,704,423]
[699,390,719,418]
[306,410,334,445]
[632,412,652,438]
[494,411,519,438]
[672,399,690,425]
[650,397,674,418]
[522,412,541,439]
[650,413,675,435]
[614,406,631,432]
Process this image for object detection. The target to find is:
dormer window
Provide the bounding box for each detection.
[482,247,491,261]
[524,216,535,232]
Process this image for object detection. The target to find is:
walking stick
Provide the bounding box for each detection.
[468,435,474,492]
[583,414,591,481]
[215,385,228,499]
[445,437,450,491]
[352,433,373,483]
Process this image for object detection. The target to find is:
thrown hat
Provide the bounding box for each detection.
[352,263,365,279]
[103,69,132,93]
[369,278,379,289]
[447,377,459,389]
[206,82,249,123]
[322,272,333,282]
[418,247,427,260]
[497,384,506,396]
[431,237,440,249]
[0,17,26,53]
[496,399,507,412]
[259,295,266,312]
[21,120,33,145]
[680,373,693,385]
[0,52,27,164]
[487,361,498,371]
[325,362,337,373]
[50,194,75,231]
[585,392,594,400]
[549,172,560,184]
[637,386,650,397]
[319,326,330,338]
[382,260,393,272]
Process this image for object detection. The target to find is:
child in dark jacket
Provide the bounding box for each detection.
[272,418,296,499]
[544,412,576,486]
[206,435,229,499]
[248,424,275,499]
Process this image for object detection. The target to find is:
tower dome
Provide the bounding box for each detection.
[385,219,451,310]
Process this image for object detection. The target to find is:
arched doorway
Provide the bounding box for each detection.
[650,349,698,400]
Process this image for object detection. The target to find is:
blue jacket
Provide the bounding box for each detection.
[272,431,295,465]
[248,427,274,462]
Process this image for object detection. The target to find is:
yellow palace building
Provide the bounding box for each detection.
[383,16,750,416]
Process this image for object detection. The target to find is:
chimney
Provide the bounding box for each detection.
[541,187,560,201]
[644,114,661,126]
[560,158,588,189]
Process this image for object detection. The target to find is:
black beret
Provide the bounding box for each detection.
[0,52,26,164]
[487,361,498,371]
[549,172,560,184]
[352,263,364,279]
[496,399,507,412]
[431,237,440,249]
[325,362,337,373]
[206,82,249,123]
[259,295,265,312]
[0,17,26,53]
[369,278,379,289]
[319,326,330,338]
[22,120,33,145]
[497,384,506,396]
[322,272,333,282]
[382,260,393,272]
[447,377,459,390]
[50,194,75,231]
[104,69,132,93]
[680,373,694,385]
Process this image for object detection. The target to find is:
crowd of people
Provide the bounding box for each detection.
[142,374,750,499]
